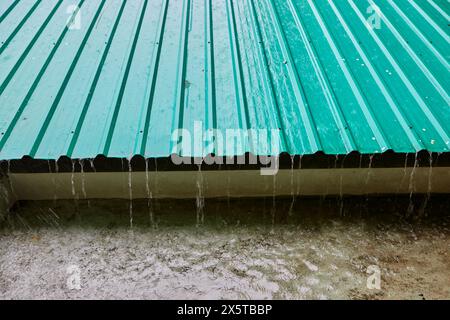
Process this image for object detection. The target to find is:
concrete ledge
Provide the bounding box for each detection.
[8,167,450,201]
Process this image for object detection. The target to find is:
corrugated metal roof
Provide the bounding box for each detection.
[0,0,449,161]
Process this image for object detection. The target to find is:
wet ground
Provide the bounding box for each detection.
[0,196,449,300]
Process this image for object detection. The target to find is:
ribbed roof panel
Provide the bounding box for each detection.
[0,0,449,160]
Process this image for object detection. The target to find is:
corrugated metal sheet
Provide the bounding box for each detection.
[0,0,449,161]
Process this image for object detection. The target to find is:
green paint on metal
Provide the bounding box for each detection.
[0,0,449,161]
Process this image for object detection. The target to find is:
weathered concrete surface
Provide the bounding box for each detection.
[0,198,449,300]
[9,167,450,200]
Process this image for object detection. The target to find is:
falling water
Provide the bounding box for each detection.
[79,159,88,204]
[145,158,155,227]
[420,152,434,216]
[365,154,374,186]
[88,158,97,208]
[196,164,205,227]
[128,159,133,229]
[71,159,79,215]
[6,160,17,200]
[337,155,344,216]
[397,153,409,194]
[54,160,59,206]
[154,158,159,213]
[407,152,419,216]
[339,174,344,216]
[427,152,433,198]
[89,159,96,172]
[357,154,363,216]
[364,154,374,214]
[271,171,277,231]
[288,155,295,216]
[0,161,14,217]
[296,155,303,204]
[226,170,231,211]
[71,160,76,198]
[48,160,57,206]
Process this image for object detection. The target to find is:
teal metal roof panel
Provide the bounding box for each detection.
[0,0,449,161]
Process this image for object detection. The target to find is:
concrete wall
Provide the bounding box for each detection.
[8,167,450,201]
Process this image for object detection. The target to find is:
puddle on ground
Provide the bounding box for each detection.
[0,196,449,299]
